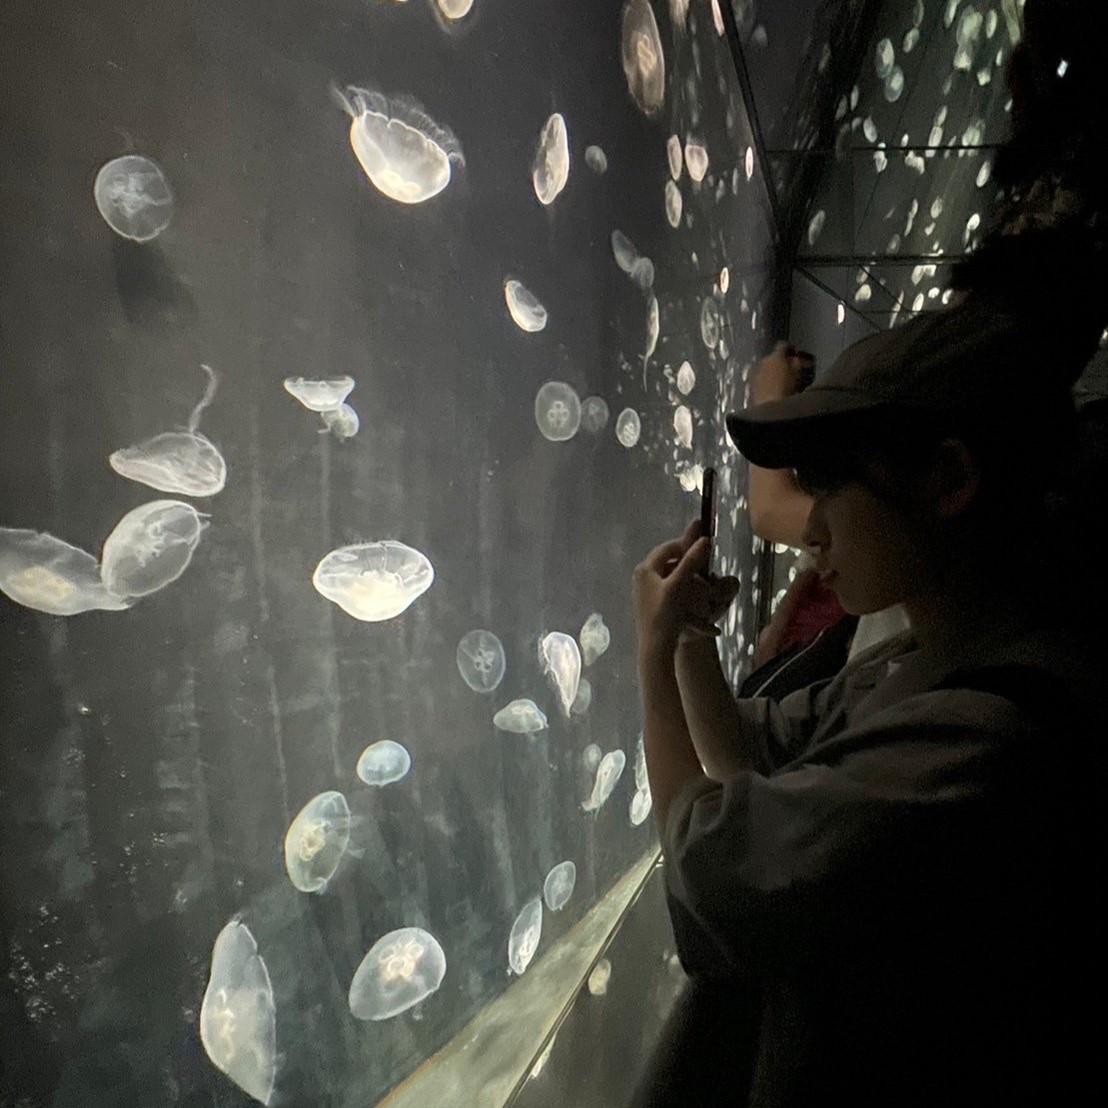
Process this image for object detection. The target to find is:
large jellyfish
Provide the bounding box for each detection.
[336,86,463,204]
[539,631,581,716]
[533,113,570,206]
[582,750,626,813]
[665,180,682,228]
[615,408,641,448]
[580,396,610,433]
[534,381,582,443]
[283,376,355,412]
[585,145,608,174]
[283,791,351,893]
[356,740,412,786]
[349,927,447,1020]
[508,897,543,975]
[504,279,548,333]
[312,540,434,621]
[93,154,174,243]
[199,920,277,1105]
[684,140,709,183]
[579,612,610,666]
[100,500,207,599]
[0,529,132,616]
[621,0,665,118]
[456,628,506,692]
[493,698,547,734]
[543,860,576,912]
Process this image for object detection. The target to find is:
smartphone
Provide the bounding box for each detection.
[700,467,717,559]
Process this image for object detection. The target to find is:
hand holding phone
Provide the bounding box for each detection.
[699,467,717,566]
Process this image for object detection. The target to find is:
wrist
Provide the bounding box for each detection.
[638,637,678,674]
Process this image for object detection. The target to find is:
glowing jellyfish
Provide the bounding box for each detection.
[666,135,683,180]
[321,404,360,439]
[615,408,641,448]
[533,113,570,206]
[349,927,447,1020]
[357,740,412,786]
[313,540,434,621]
[100,500,207,600]
[283,791,351,893]
[456,629,506,692]
[674,405,693,449]
[582,743,602,771]
[588,958,612,996]
[977,161,992,188]
[436,0,474,19]
[964,212,981,243]
[684,140,709,183]
[504,279,548,333]
[808,209,827,246]
[493,698,547,734]
[629,786,653,825]
[621,0,665,118]
[645,296,659,360]
[676,361,695,394]
[875,38,895,78]
[543,860,577,911]
[884,66,906,102]
[570,677,592,716]
[93,155,174,243]
[611,230,639,274]
[630,256,655,291]
[508,897,543,975]
[200,920,277,1106]
[633,733,647,790]
[336,86,463,204]
[745,146,755,180]
[0,529,132,616]
[284,376,356,412]
[534,381,582,443]
[583,750,626,812]
[585,145,608,174]
[863,117,878,143]
[540,631,581,716]
[664,180,682,228]
[874,148,889,173]
[579,612,610,666]
[856,283,873,304]
[904,27,920,51]
[719,267,730,294]
[580,396,610,433]
[700,298,721,349]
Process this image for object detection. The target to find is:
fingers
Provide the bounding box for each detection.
[645,519,702,574]
[669,536,711,585]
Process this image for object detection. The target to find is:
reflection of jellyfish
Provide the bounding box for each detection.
[508,897,543,975]
[284,791,351,893]
[580,396,610,433]
[534,381,582,443]
[579,612,610,666]
[569,676,591,716]
[93,155,174,243]
[533,113,570,206]
[582,743,602,771]
[540,631,581,715]
[700,298,721,349]
[667,135,683,180]
[582,750,626,812]
[199,920,277,1106]
[808,209,826,246]
[611,230,639,274]
[100,500,208,599]
[357,740,412,786]
[543,860,577,911]
[504,279,548,332]
[621,0,665,118]
[674,405,693,449]
[684,140,709,183]
[676,361,695,394]
[493,698,547,733]
[349,927,447,1020]
[629,786,653,826]
[456,629,506,692]
[335,85,463,204]
[320,404,360,439]
[284,376,355,412]
[615,408,641,448]
[664,180,682,228]
[585,145,608,174]
[313,540,434,621]
[0,529,132,616]
[588,958,612,996]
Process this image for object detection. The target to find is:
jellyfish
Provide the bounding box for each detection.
[582,743,602,771]
[493,698,548,734]
[884,66,906,102]
[944,0,961,28]
[863,117,878,144]
[621,0,665,118]
[543,860,577,912]
[93,155,174,243]
[508,897,543,975]
[321,404,360,439]
[684,140,709,183]
[583,751,626,813]
[534,381,582,443]
[580,395,610,433]
[875,38,895,78]
[356,740,412,786]
[436,0,474,18]
[666,135,683,180]
[904,26,920,51]
[283,376,355,412]
[349,927,447,1020]
[719,267,730,294]
[700,298,721,350]
[533,113,570,206]
[585,145,608,174]
[745,146,755,181]
[312,540,434,621]
[644,296,659,362]
[539,631,581,716]
[283,791,351,893]
[504,279,548,333]
[633,733,647,791]
[336,86,463,204]
[611,230,639,274]
[615,408,641,448]
[630,256,655,292]
[0,529,132,616]
[856,283,873,304]
[977,161,992,188]
[200,920,276,1105]
[579,613,610,666]
[676,361,695,395]
[664,180,682,228]
[629,786,653,826]
[100,500,207,600]
[588,958,612,996]
[456,629,506,692]
[674,406,693,449]
[569,677,591,716]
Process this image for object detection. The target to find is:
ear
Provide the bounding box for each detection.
[927,438,982,520]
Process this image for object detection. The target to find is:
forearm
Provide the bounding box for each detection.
[748,465,813,549]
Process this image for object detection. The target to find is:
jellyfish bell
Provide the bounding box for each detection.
[534,381,582,443]
[284,791,352,893]
[582,743,602,771]
[533,113,570,206]
[630,256,655,291]
[684,140,709,182]
[356,740,412,786]
[543,860,577,912]
[93,154,174,242]
[666,135,683,180]
[610,230,639,274]
[615,408,641,448]
[100,500,208,600]
[588,958,612,996]
[493,698,548,734]
[645,296,659,361]
[665,180,682,228]
[313,540,434,621]
[569,676,592,717]
[349,927,447,1020]
[110,431,227,497]
[579,612,610,666]
[284,375,355,412]
[504,279,548,332]
[508,897,543,975]
[585,145,607,174]
[539,631,581,716]
[676,361,696,394]
[629,786,653,825]
[456,628,506,692]
[582,750,626,813]
[580,396,610,433]
[435,0,474,19]
[320,403,360,439]
[621,0,665,118]
[674,405,693,449]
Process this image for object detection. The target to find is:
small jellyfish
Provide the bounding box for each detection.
[543,860,577,912]
[884,66,906,102]
[436,0,474,19]
[633,733,647,791]
[508,897,543,975]
[534,381,582,443]
[629,786,653,826]
[644,296,659,361]
[504,279,548,333]
[580,396,610,433]
[611,230,639,274]
[719,267,730,294]
[588,958,612,996]
[284,791,351,893]
[284,376,356,412]
[700,298,721,349]
[457,629,507,692]
[630,256,655,292]
[313,540,434,621]
[321,404,360,439]
[336,86,463,204]
[493,698,548,734]
[540,631,582,716]
[863,117,878,144]
[664,180,682,228]
[579,613,611,666]
[874,148,889,173]
[976,161,992,188]
[676,361,696,395]
[93,155,174,243]
[674,405,693,449]
[875,38,895,78]
[745,146,755,180]
[349,927,447,1020]
[621,0,665,118]
[666,135,683,180]
[569,677,592,716]
[583,750,626,812]
[582,743,602,771]
[357,740,412,786]
[585,145,608,174]
[0,529,132,616]
[684,140,709,183]
[200,920,277,1106]
[615,408,641,448]
[100,500,207,600]
[533,113,570,206]
[808,209,827,247]
[855,283,873,303]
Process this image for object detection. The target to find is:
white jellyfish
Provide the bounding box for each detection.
[719,267,730,294]
[569,677,592,717]
[629,786,653,825]
[283,791,351,893]
[543,860,577,912]
[700,298,721,349]
[321,404,360,440]
[504,279,548,333]
[884,66,906,102]
[976,161,992,188]
[436,0,474,19]
[621,0,666,118]
[684,140,709,183]
[745,146,755,180]
[664,180,682,228]
[583,750,626,813]
[808,209,827,246]
[456,629,506,692]
[615,408,641,448]
[336,86,463,204]
[508,897,543,975]
[0,529,132,616]
[855,283,873,304]
[93,155,174,243]
[100,500,207,600]
[540,631,582,716]
[863,117,878,144]
[676,361,696,395]
[611,230,639,274]
[200,920,277,1106]
[585,145,608,174]
[588,958,612,996]
[904,26,920,52]
[582,743,602,771]
[349,927,447,1020]
[644,296,659,361]
[533,113,570,206]
[493,698,548,734]
[283,376,356,412]
[875,38,895,78]
[630,256,655,291]
[580,396,610,433]
[357,740,412,786]
[666,135,683,180]
[674,405,693,449]
[579,613,611,666]
[534,381,582,443]
[313,540,434,622]
[633,733,648,791]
